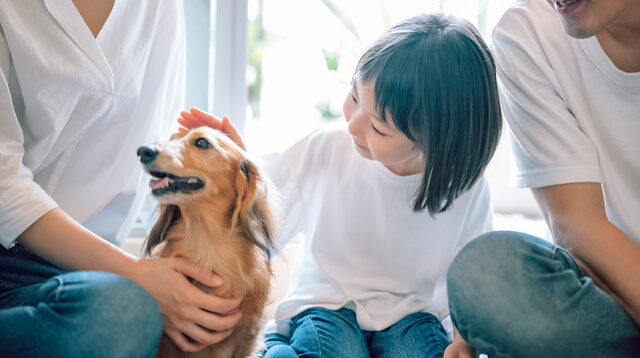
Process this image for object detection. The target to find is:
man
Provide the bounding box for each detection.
[446,0,640,357]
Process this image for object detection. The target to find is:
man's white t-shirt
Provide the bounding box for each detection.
[263,122,493,333]
[0,1,186,248]
[491,0,640,243]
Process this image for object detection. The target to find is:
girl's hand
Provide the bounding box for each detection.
[178,107,246,150]
[132,257,243,352]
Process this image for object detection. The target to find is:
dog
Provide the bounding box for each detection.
[137,126,279,357]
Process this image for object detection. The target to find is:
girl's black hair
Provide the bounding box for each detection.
[354,13,502,216]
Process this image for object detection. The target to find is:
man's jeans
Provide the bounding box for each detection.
[447,231,640,358]
[0,244,163,358]
[263,307,450,358]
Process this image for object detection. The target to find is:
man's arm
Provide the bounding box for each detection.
[532,182,640,325]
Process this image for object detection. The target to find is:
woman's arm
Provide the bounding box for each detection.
[532,182,640,326]
[18,208,243,352]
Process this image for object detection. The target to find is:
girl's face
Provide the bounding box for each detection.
[343,79,424,176]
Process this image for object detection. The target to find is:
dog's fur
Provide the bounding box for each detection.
[139,127,279,358]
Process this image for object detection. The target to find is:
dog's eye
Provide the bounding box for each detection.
[195,137,211,149]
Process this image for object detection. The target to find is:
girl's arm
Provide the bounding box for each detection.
[532,182,640,326]
[18,208,243,353]
[444,325,476,358]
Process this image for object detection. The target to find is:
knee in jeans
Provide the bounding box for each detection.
[87,273,163,354]
[290,307,366,356]
[449,231,533,278]
[449,233,510,284]
[447,232,532,312]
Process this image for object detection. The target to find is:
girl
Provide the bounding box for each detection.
[179,12,501,358]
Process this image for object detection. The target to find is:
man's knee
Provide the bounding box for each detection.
[447,232,546,323]
[448,232,527,292]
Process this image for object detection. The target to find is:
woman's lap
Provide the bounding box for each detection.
[0,244,163,358]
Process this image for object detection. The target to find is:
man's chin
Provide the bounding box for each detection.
[550,0,609,39]
[560,20,602,39]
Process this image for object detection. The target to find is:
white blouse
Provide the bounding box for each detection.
[265,123,493,334]
[0,0,186,248]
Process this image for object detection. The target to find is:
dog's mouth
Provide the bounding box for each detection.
[148,170,204,196]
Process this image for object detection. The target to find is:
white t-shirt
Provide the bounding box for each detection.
[264,122,493,332]
[491,0,640,243]
[0,0,186,248]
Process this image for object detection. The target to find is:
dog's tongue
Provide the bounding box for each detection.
[149,177,173,190]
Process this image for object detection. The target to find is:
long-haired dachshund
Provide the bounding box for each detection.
[137,127,279,357]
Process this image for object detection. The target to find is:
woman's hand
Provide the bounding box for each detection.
[178,107,246,150]
[15,208,240,352]
[132,257,243,352]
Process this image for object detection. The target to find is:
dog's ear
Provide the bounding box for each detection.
[231,158,278,259]
[144,204,181,257]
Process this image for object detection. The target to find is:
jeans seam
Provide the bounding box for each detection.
[53,276,63,303]
[431,325,448,356]
[308,318,323,358]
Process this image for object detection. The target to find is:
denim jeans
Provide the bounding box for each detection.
[0,244,163,358]
[447,231,640,358]
[263,307,450,358]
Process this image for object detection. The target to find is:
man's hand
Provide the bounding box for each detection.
[178,107,246,150]
[133,258,243,352]
[444,326,476,358]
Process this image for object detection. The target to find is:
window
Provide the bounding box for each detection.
[242,0,545,237]
[243,0,513,155]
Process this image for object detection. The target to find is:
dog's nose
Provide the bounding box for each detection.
[137,145,158,164]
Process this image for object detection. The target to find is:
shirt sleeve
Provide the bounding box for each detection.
[490,9,602,189]
[0,26,58,249]
[261,150,306,257]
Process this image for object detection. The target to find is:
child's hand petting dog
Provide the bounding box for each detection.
[178,107,246,150]
[133,257,243,353]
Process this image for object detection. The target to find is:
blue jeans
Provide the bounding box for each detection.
[263,307,450,358]
[0,244,163,358]
[447,231,640,358]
